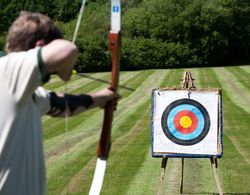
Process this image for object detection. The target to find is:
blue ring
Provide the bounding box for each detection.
[166,104,204,140]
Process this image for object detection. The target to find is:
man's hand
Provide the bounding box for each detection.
[90,88,120,108]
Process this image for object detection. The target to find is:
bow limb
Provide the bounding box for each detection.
[97,31,120,159]
[89,1,121,194]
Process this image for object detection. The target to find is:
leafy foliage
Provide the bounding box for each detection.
[0,0,82,32]
[75,35,110,72]
[122,0,249,67]
[0,0,249,71]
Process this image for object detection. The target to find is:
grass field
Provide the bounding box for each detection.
[43,66,250,195]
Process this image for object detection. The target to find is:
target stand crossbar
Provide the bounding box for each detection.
[153,70,223,195]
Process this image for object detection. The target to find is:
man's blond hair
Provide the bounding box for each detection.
[5,11,63,52]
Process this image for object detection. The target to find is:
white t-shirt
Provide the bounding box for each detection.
[0,48,50,195]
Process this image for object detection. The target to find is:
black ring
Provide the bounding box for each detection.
[161,99,210,146]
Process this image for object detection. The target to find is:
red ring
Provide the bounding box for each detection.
[174,110,198,134]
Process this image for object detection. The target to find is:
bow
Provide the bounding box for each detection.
[89,0,121,194]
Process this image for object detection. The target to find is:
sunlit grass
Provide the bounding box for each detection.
[44,67,250,194]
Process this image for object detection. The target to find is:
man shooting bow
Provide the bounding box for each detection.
[0,11,118,195]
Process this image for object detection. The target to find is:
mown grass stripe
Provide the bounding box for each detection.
[119,70,154,98]
[239,65,250,74]
[160,68,184,88]
[226,66,250,90]
[46,139,97,195]
[45,80,153,164]
[124,148,161,195]
[72,71,143,95]
[213,67,250,114]
[45,73,84,91]
[101,103,152,195]
[228,136,250,164]
[62,96,153,194]
[123,69,186,195]
[163,158,183,194]
[44,70,157,150]
[45,70,169,194]
[219,135,250,192]
[197,68,250,193]
[89,70,170,194]
[44,68,250,194]
[187,68,218,194]
[55,73,110,94]
[68,73,111,94]
[64,70,170,194]
[44,72,115,99]
[43,71,143,140]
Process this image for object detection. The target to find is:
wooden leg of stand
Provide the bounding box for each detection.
[210,157,223,195]
[180,158,184,194]
[157,157,168,195]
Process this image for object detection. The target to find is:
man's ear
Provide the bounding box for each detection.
[35,40,45,47]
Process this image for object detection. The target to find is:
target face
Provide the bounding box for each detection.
[151,89,223,158]
[161,99,210,146]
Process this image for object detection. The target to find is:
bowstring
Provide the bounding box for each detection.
[64,0,87,133]
[63,1,87,191]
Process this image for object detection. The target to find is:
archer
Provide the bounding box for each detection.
[0,11,118,194]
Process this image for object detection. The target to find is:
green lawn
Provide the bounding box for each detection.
[43,66,250,195]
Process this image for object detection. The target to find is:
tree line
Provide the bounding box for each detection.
[0,0,249,71]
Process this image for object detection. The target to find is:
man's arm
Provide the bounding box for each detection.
[41,39,78,81]
[47,88,117,117]
[40,39,118,117]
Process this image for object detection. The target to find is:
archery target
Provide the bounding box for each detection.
[161,99,210,146]
[151,89,222,158]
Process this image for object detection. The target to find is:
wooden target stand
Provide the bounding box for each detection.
[157,70,223,195]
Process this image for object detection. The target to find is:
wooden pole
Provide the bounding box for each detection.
[157,157,168,195]
[180,158,184,194]
[210,157,223,195]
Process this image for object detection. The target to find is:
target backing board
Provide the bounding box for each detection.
[151,89,222,158]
